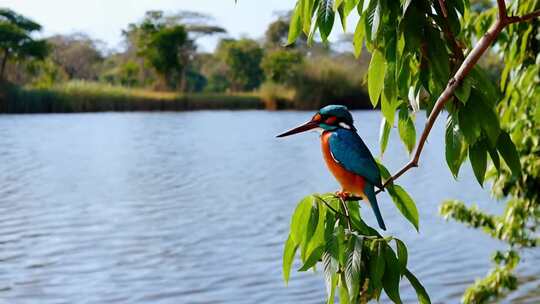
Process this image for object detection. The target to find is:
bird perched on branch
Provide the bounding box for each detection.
[277,105,386,230]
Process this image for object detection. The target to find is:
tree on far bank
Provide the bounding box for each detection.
[216,39,264,91]
[47,34,104,80]
[123,10,225,91]
[0,8,48,81]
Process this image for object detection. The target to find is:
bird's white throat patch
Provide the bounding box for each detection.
[339,122,352,129]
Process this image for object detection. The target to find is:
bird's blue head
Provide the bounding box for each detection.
[276,105,356,138]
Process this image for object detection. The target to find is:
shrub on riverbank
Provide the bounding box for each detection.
[0,81,264,113]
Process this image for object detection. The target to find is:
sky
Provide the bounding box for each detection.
[0,0,351,52]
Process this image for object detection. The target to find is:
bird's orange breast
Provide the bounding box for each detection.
[321,132,366,197]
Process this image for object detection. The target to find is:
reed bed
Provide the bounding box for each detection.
[0,81,264,113]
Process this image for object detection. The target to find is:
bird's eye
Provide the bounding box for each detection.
[325,116,338,125]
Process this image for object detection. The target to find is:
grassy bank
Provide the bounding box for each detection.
[0,81,266,113]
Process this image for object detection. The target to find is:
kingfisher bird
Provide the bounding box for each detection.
[277,105,386,230]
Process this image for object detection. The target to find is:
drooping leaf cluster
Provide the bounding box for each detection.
[282,0,537,303]
[283,193,429,304]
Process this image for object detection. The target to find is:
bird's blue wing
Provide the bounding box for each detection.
[328,129,382,187]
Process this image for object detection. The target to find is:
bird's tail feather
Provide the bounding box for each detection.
[364,185,386,230]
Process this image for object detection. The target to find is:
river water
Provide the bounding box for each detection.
[0,111,538,304]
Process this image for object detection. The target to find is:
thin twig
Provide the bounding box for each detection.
[338,196,352,231]
[507,10,540,24]
[369,0,539,194]
[317,196,343,217]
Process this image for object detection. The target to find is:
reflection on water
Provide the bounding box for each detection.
[0,111,537,304]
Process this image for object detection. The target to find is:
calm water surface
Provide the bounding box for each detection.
[0,111,538,304]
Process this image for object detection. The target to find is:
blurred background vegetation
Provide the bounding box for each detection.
[0,8,375,112]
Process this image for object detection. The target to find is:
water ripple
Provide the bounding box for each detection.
[0,112,537,303]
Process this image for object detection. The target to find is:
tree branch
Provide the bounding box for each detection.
[373,1,538,194]
[507,10,540,24]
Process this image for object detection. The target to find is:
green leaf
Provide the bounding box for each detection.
[324,267,338,304]
[497,131,521,177]
[469,66,500,105]
[379,118,391,157]
[306,200,327,257]
[388,185,419,231]
[290,196,314,245]
[382,246,403,304]
[345,236,363,303]
[339,274,350,304]
[353,14,365,58]
[369,241,385,291]
[398,106,416,154]
[318,0,335,41]
[302,0,317,34]
[395,239,408,274]
[445,116,468,178]
[458,101,482,145]
[283,234,298,283]
[337,3,347,31]
[454,75,472,104]
[344,0,361,17]
[487,145,501,173]
[368,49,386,107]
[376,161,392,181]
[425,26,450,86]
[404,269,431,304]
[469,140,487,186]
[299,246,325,271]
[287,3,303,45]
[370,0,381,40]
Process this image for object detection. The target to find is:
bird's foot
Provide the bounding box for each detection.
[335,191,351,201]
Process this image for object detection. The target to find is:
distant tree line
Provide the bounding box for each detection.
[0,8,377,109]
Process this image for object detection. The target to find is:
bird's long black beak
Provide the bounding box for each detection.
[276,120,319,138]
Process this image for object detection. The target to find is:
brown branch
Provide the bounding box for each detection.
[438,0,448,18]
[507,10,540,24]
[370,0,538,195]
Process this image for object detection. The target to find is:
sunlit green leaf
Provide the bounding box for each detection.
[379,118,391,157]
[302,0,317,34]
[339,273,350,304]
[353,13,365,58]
[368,49,386,107]
[290,196,314,245]
[283,234,298,283]
[287,3,303,45]
[398,106,416,154]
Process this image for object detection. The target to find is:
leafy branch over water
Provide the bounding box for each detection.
[281,0,539,303]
